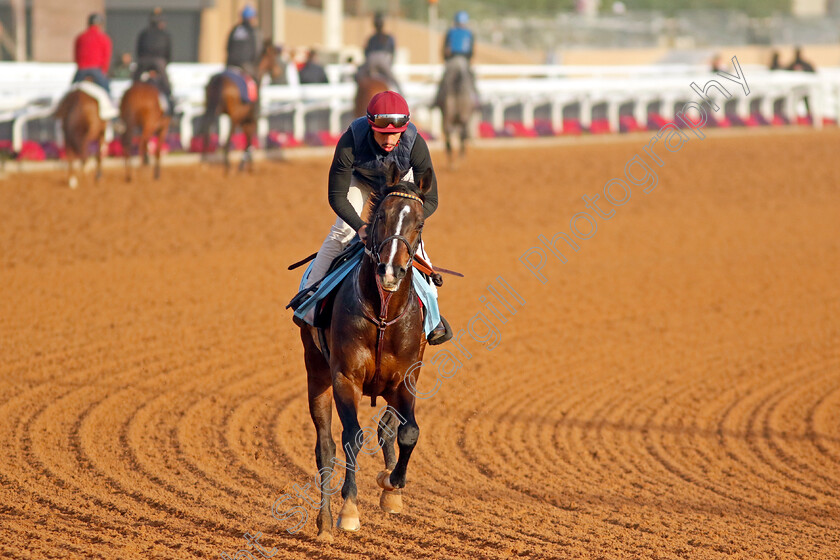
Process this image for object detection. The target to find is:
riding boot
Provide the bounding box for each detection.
[427,316,453,345]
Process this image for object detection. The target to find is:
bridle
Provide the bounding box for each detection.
[356,190,424,394]
[364,191,424,275]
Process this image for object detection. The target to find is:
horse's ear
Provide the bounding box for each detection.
[384,161,402,187]
[416,167,434,195]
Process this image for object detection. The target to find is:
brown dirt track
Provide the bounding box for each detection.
[1,129,839,560]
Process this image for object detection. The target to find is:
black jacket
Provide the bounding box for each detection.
[364,33,395,57]
[136,25,171,62]
[328,118,438,231]
[299,62,328,84]
[226,22,258,67]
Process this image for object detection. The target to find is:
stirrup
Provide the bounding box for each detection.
[427,316,453,346]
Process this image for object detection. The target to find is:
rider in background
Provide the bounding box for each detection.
[359,11,400,91]
[299,49,329,84]
[435,10,478,108]
[134,7,174,113]
[304,91,451,345]
[73,13,113,94]
[226,5,261,79]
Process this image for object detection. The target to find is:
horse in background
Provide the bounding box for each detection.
[119,75,171,182]
[354,75,389,118]
[200,41,282,174]
[435,56,476,169]
[54,87,107,189]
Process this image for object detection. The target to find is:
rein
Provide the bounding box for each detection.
[357,191,424,392]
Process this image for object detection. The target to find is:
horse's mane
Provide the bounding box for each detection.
[365,181,426,222]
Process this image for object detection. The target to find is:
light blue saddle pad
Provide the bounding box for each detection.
[294,250,440,335]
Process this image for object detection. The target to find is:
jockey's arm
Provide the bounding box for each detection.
[410,135,439,219]
[135,30,144,61]
[327,131,366,231]
[442,30,452,60]
[164,32,172,65]
[102,35,113,75]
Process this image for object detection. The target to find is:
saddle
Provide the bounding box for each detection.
[221,67,258,103]
[287,241,366,328]
[287,240,442,328]
[71,81,119,121]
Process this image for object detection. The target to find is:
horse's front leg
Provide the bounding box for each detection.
[332,372,364,532]
[377,388,419,492]
[377,408,403,514]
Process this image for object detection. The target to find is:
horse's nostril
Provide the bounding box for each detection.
[396,266,407,279]
[377,263,388,276]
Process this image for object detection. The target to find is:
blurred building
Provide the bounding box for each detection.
[0,0,266,64]
[792,0,827,16]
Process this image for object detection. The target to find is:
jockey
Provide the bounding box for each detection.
[304,91,451,345]
[444,11,474,62]
[435,10,478,109]
[359,11,401,91]
[73,13,113,94]
[134,8,174,114]
[226,5,260,79]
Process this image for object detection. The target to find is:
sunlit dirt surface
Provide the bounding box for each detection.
[1,129,839,559]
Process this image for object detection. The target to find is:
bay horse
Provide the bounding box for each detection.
[119,77,170,182]
[354,74,389,118]
[302,162,433,542]
[200,41,282,174]
[437,57,476,169]
[54,87,106,189]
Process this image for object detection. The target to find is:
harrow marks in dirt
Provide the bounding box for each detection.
[0,129,839,559]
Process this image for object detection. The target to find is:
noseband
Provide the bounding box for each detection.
[357,190,424,402]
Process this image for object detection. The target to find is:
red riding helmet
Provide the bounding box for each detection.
[366,91,410,133]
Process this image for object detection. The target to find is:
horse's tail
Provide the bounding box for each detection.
[200,75,223,134]
[60,94,90,157]
[53,92,75,120]
[118,90,134,146]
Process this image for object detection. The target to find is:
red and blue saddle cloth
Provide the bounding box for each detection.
[288,242,440,335]
[221,68,258,103]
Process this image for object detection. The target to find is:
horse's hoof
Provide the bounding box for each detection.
[379,489,403,514]
[68,176,78,189]
[376,470,395,491]
[336,515,360,532]
[315,531,334,543]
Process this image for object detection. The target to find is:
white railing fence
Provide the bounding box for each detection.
[1,62,837,153]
